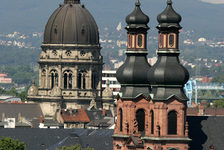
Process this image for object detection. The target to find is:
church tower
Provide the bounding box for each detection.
[113,0,191,150]
[28,0,103,117]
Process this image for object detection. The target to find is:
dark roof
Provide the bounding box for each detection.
[125,0,149,30]
[0,128,114,150]
[187,116,224,150]
[0,103,43,122]
[157,0,182,29]
[187,108,199,116]
[43,1,99,45]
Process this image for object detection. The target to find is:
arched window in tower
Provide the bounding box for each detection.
[83,73,86,89]
[92,73,97,89]
[50,70,58,88]
[137,34,143,47]
[64,73,67,89]
[77,72,82,89]
[150,110,154,134]
[168,110,177,135]
[128,34,131,48]
[169,34,174,47]
[119,108,123,132]
[77,70,87,89]
[136,109,145,132]
[64,70,73,89]
[69,73,72,89]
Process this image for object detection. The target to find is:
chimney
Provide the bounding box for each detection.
[210,145,214,150]
[102,109,106,116]
[2,113,5,122]
[40,116,44,123]
[18,113,22,122]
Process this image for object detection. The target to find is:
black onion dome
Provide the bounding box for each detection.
[148,55,189,86]
[43,0,99,44]
[157,0,182,29]
[126,0,149,29]
[116,54,151,85]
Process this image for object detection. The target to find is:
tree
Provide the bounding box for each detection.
[56,144,94,150]
[212,74,224,83]
[213,99,224,108]
[0,137,26,150]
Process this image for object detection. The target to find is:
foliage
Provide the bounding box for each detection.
[1,65,38,85]
[213,99,224,108]
[212,74,224,83]
[0,137,26,150]
[55,144,94,150]
[0,87,27,102]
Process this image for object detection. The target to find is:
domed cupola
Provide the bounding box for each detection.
[157,0,182,29]
[116,0,151,99]
[148,0,189,101]
[126,0,149,30]
[43,0,99,44]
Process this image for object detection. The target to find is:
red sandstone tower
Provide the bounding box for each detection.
[113,0,191,150]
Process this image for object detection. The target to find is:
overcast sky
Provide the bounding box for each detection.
[201,0,224,4]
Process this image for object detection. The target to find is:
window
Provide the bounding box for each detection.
[50,70,58,88]
[92,73,97,89]
[137,35,143,47]
[136,109,145,132]
[77,73,82,89]
[77,70,87,89]
[168,111,177,135]
[119,109,123,132]
[150,110,154,134]
[128,35,131,48]
[159,34,163,48]
[169,34,174,47]
[64,70,72,89]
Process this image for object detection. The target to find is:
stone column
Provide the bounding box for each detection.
[73,67,77,89]
[45,65,49,88]
[39,67,42,88]
[58,65,62,88]
[88,67,92,89]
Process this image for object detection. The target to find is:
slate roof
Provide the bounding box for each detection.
[0,128,113,150]
[0,116,224,150]
[0,103,43,122]
[187,116,224,150]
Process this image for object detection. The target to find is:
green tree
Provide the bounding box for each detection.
[213,99,224,108]
[0,137,26,150]
[56,144,94,150]
[212,74,224,83]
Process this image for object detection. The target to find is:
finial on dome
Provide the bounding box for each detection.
[135,0,141,6]
[167,0,172,5]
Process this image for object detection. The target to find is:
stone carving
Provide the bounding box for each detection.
[28,79,38,96]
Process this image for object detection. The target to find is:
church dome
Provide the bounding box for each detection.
[157,0,182,29]
[43,0,99,44]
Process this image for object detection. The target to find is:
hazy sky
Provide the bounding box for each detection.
[201,0,224,4]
